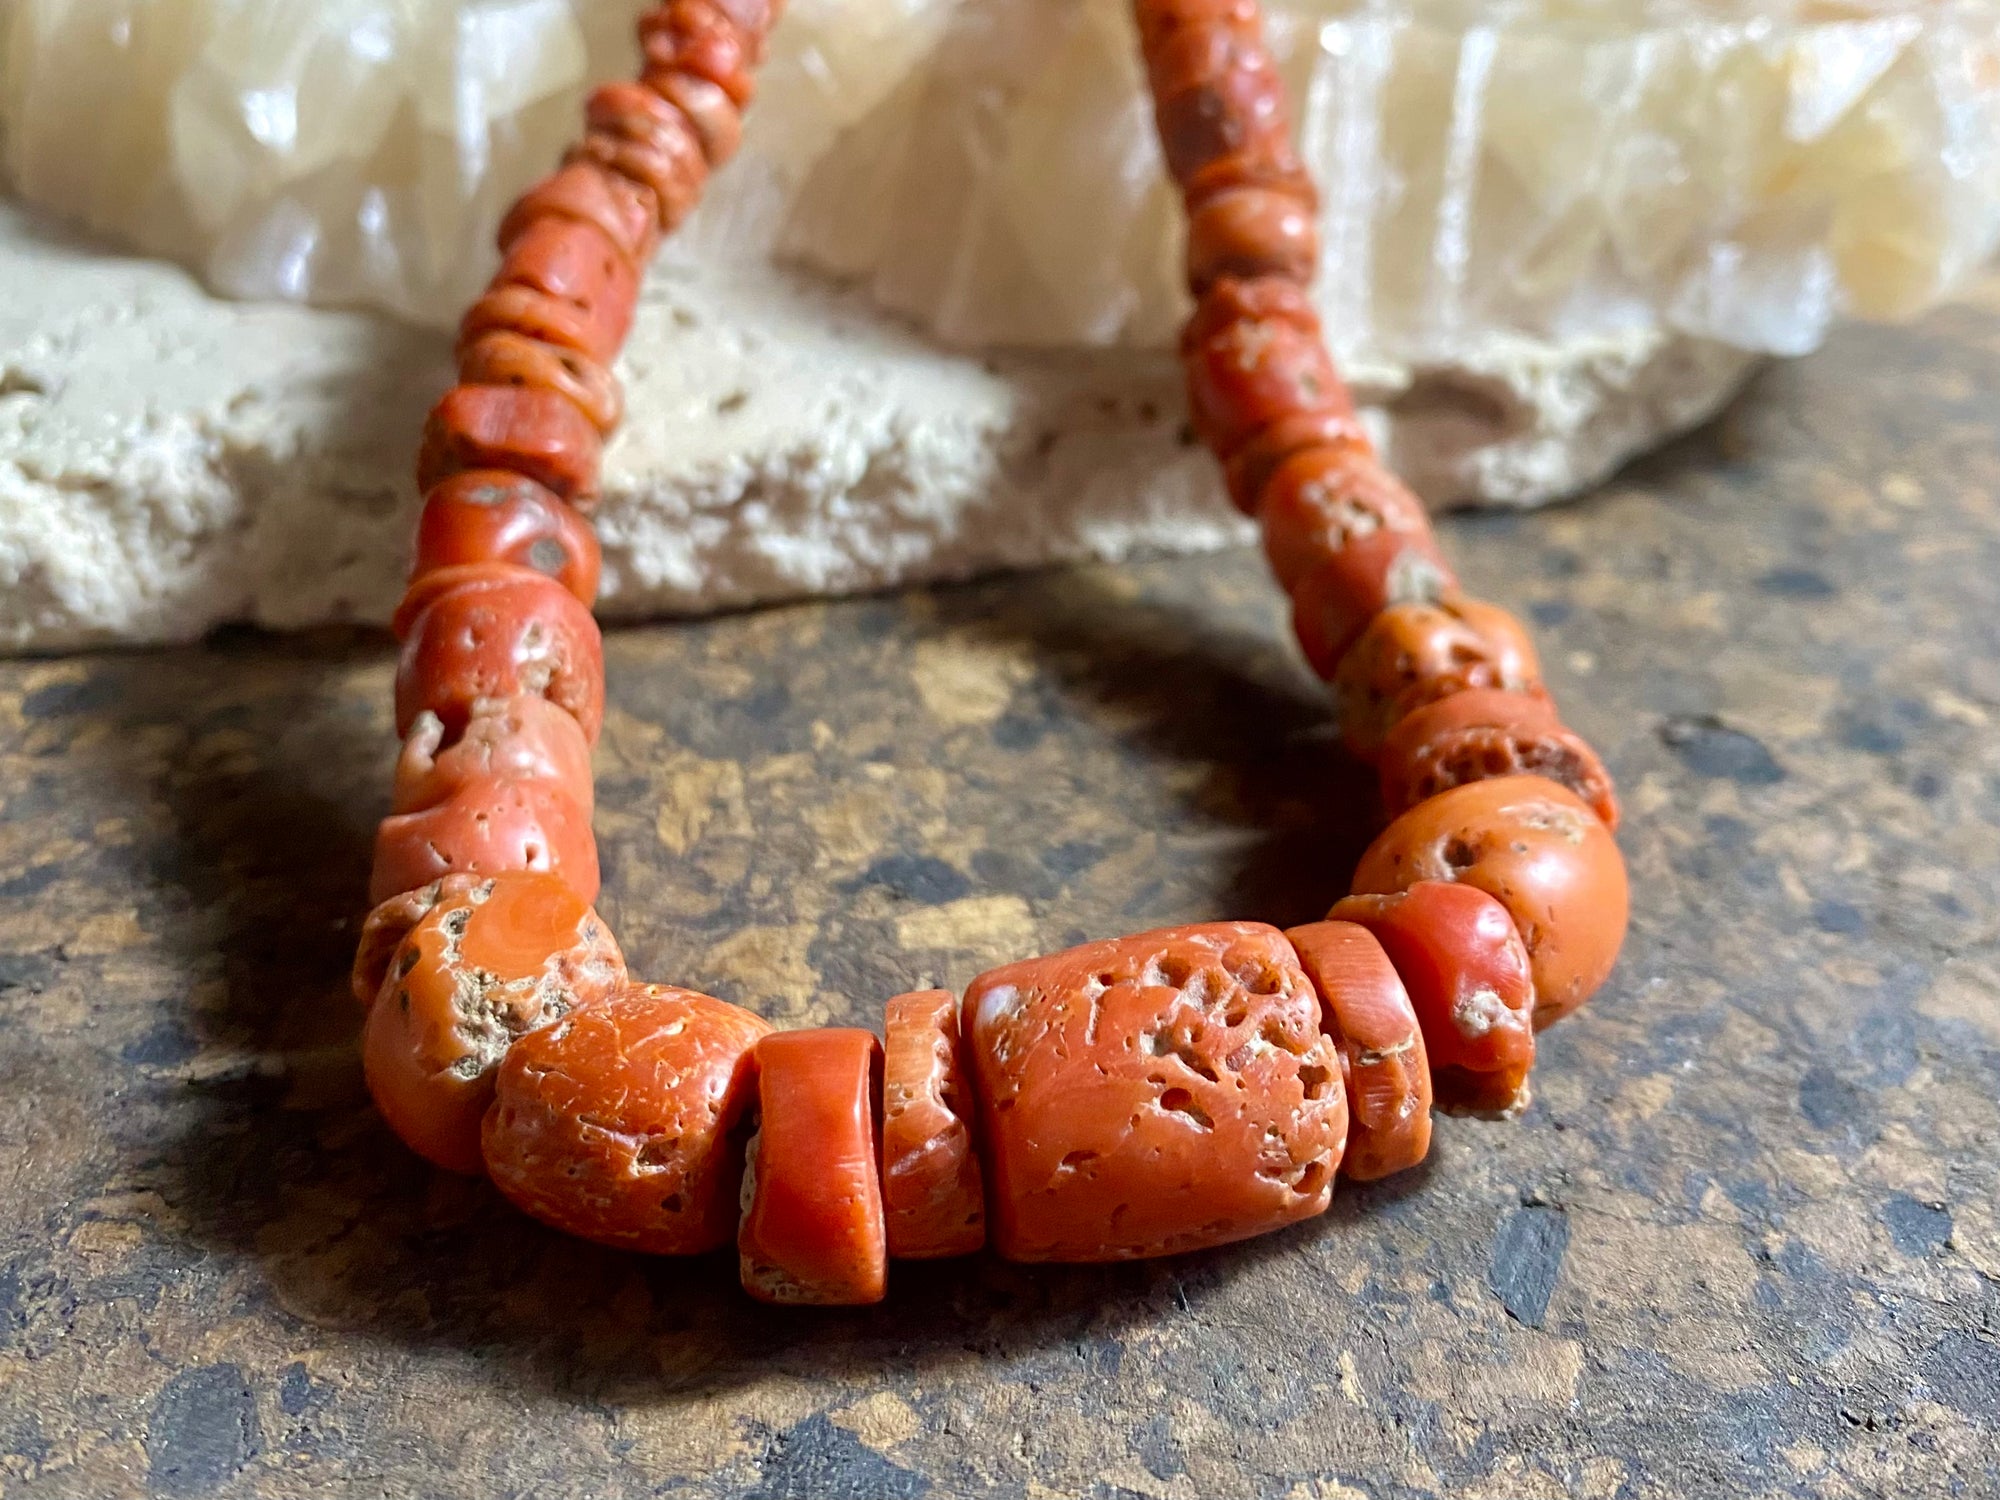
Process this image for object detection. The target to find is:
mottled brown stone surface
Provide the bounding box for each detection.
[4,292,2000,1498]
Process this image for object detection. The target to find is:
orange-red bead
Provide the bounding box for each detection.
[393,694,594,816]
[491,216,638,363]
[1376,690,1620,831]
[369,775,598,906]
[1186,185,1317,293]
[963,922,1345,1262]
[1258,445,1433,593]
[578,83,709,230]
[351,874,485,1008]
[456,333,624,437]
[1284,920,1433,1180]
[483,985,772,1252]
[362,873,624,1173]
[881,989,985,1259]
[393,565,604,742]
[1290,530,1458,682]
[416,384,603,505]
[1329,881,1537,1114]
[1351,775,1629,1027]
[499,160,660,270]
[738,1028,889,1305]
[1332,596,1542,760]
[411,471,602,603]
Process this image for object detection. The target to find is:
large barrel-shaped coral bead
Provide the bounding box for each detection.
[482,985,771,1252]
[963,921,1346,1262]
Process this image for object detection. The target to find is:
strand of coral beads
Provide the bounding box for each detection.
[352,0,1631,1304]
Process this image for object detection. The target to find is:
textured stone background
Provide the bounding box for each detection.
[2,289,1999,1498]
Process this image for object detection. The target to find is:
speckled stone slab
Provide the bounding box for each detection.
[2,289,1998,1498]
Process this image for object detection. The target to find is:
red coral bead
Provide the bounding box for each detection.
[393,565,604,742]
[411,471,602,604]
[1283,920,1433,1180]
[416,384,603,505]
[739,1028,889,1304]
[881,989,986,1259]
[963,922,1345,1262]
[363,873,624,1173]
[1329,881,1537,1114]
[483,985,772,1252]
[369,775,598,906]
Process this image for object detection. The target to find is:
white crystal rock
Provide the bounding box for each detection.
[6,0,1996,361]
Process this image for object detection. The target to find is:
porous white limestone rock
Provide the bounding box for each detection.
[0,202,1754,651]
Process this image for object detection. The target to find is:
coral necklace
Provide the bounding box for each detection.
[350,0,1630,1303]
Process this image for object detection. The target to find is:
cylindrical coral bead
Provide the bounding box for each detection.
[499,160,660,270]
[392,695,595,816]
[393,565,604,742]
[1289,531,1458,681]
[362,873,625,1173]
[1186,185,1317,292]
[491,216,639,363]
[1329,881,1537,1114]
[1376,690,1620,830]
[963,922,1345,1262]
[1351,775,1629,1027]
[411,471,602,603]
[1283,920,1433,1180]
[738,1028,889,1305]
[457,333,624,437]
[482,985,772,1252]
[369,775,599,906]
[1181,279,1348,459]
[416,384,604,505]
[881,989,985,1259]
[1332,596,1542,760]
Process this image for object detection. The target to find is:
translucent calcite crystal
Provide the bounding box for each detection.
[3,0,1997,360]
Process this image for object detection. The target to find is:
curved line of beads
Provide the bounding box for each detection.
[353,0,1630,1304]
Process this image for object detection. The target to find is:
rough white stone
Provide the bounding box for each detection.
[0,201,1755,652]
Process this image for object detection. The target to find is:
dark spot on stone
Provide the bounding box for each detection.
[990,714,1046,751]
[1528,599,1573,627]
[1920,1331,2000,1419]
[146,1363,262,1496]
[1537,546,1580,578]
[278,1363,317,1417]
[1910,769,1943,799]
[744,1412,927,1500]
[0,863,59,901]
[121,1018,202,1067]
[1838,717,1905,756]
[1880,1193,1951,1256]
[1796,1064,1864,1133]
[21,675,121,720]
[854,854,969,904]
[1487,1204,1570,1328]
[1756,567,1837,598]
[1658,715,1785,785]
[1044,839,1102,879]
[1811,899,1865,934]
[1135,1413,1184,1480]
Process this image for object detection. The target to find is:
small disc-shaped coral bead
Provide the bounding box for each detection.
[394,564,604,742]
[482,985,772,1252]
[393,695,594,816]
[881,989,985,1258]
[1283,920,1433,1180]
[1351,774,1629,1027]
[363,874,625,1173]
[412,471,601,604]
[1375,689,1619,831]
[738,1028,889,1304]
[964,921,1346,1263]
[369,774,598,906]
[1329,881,1536,1114]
